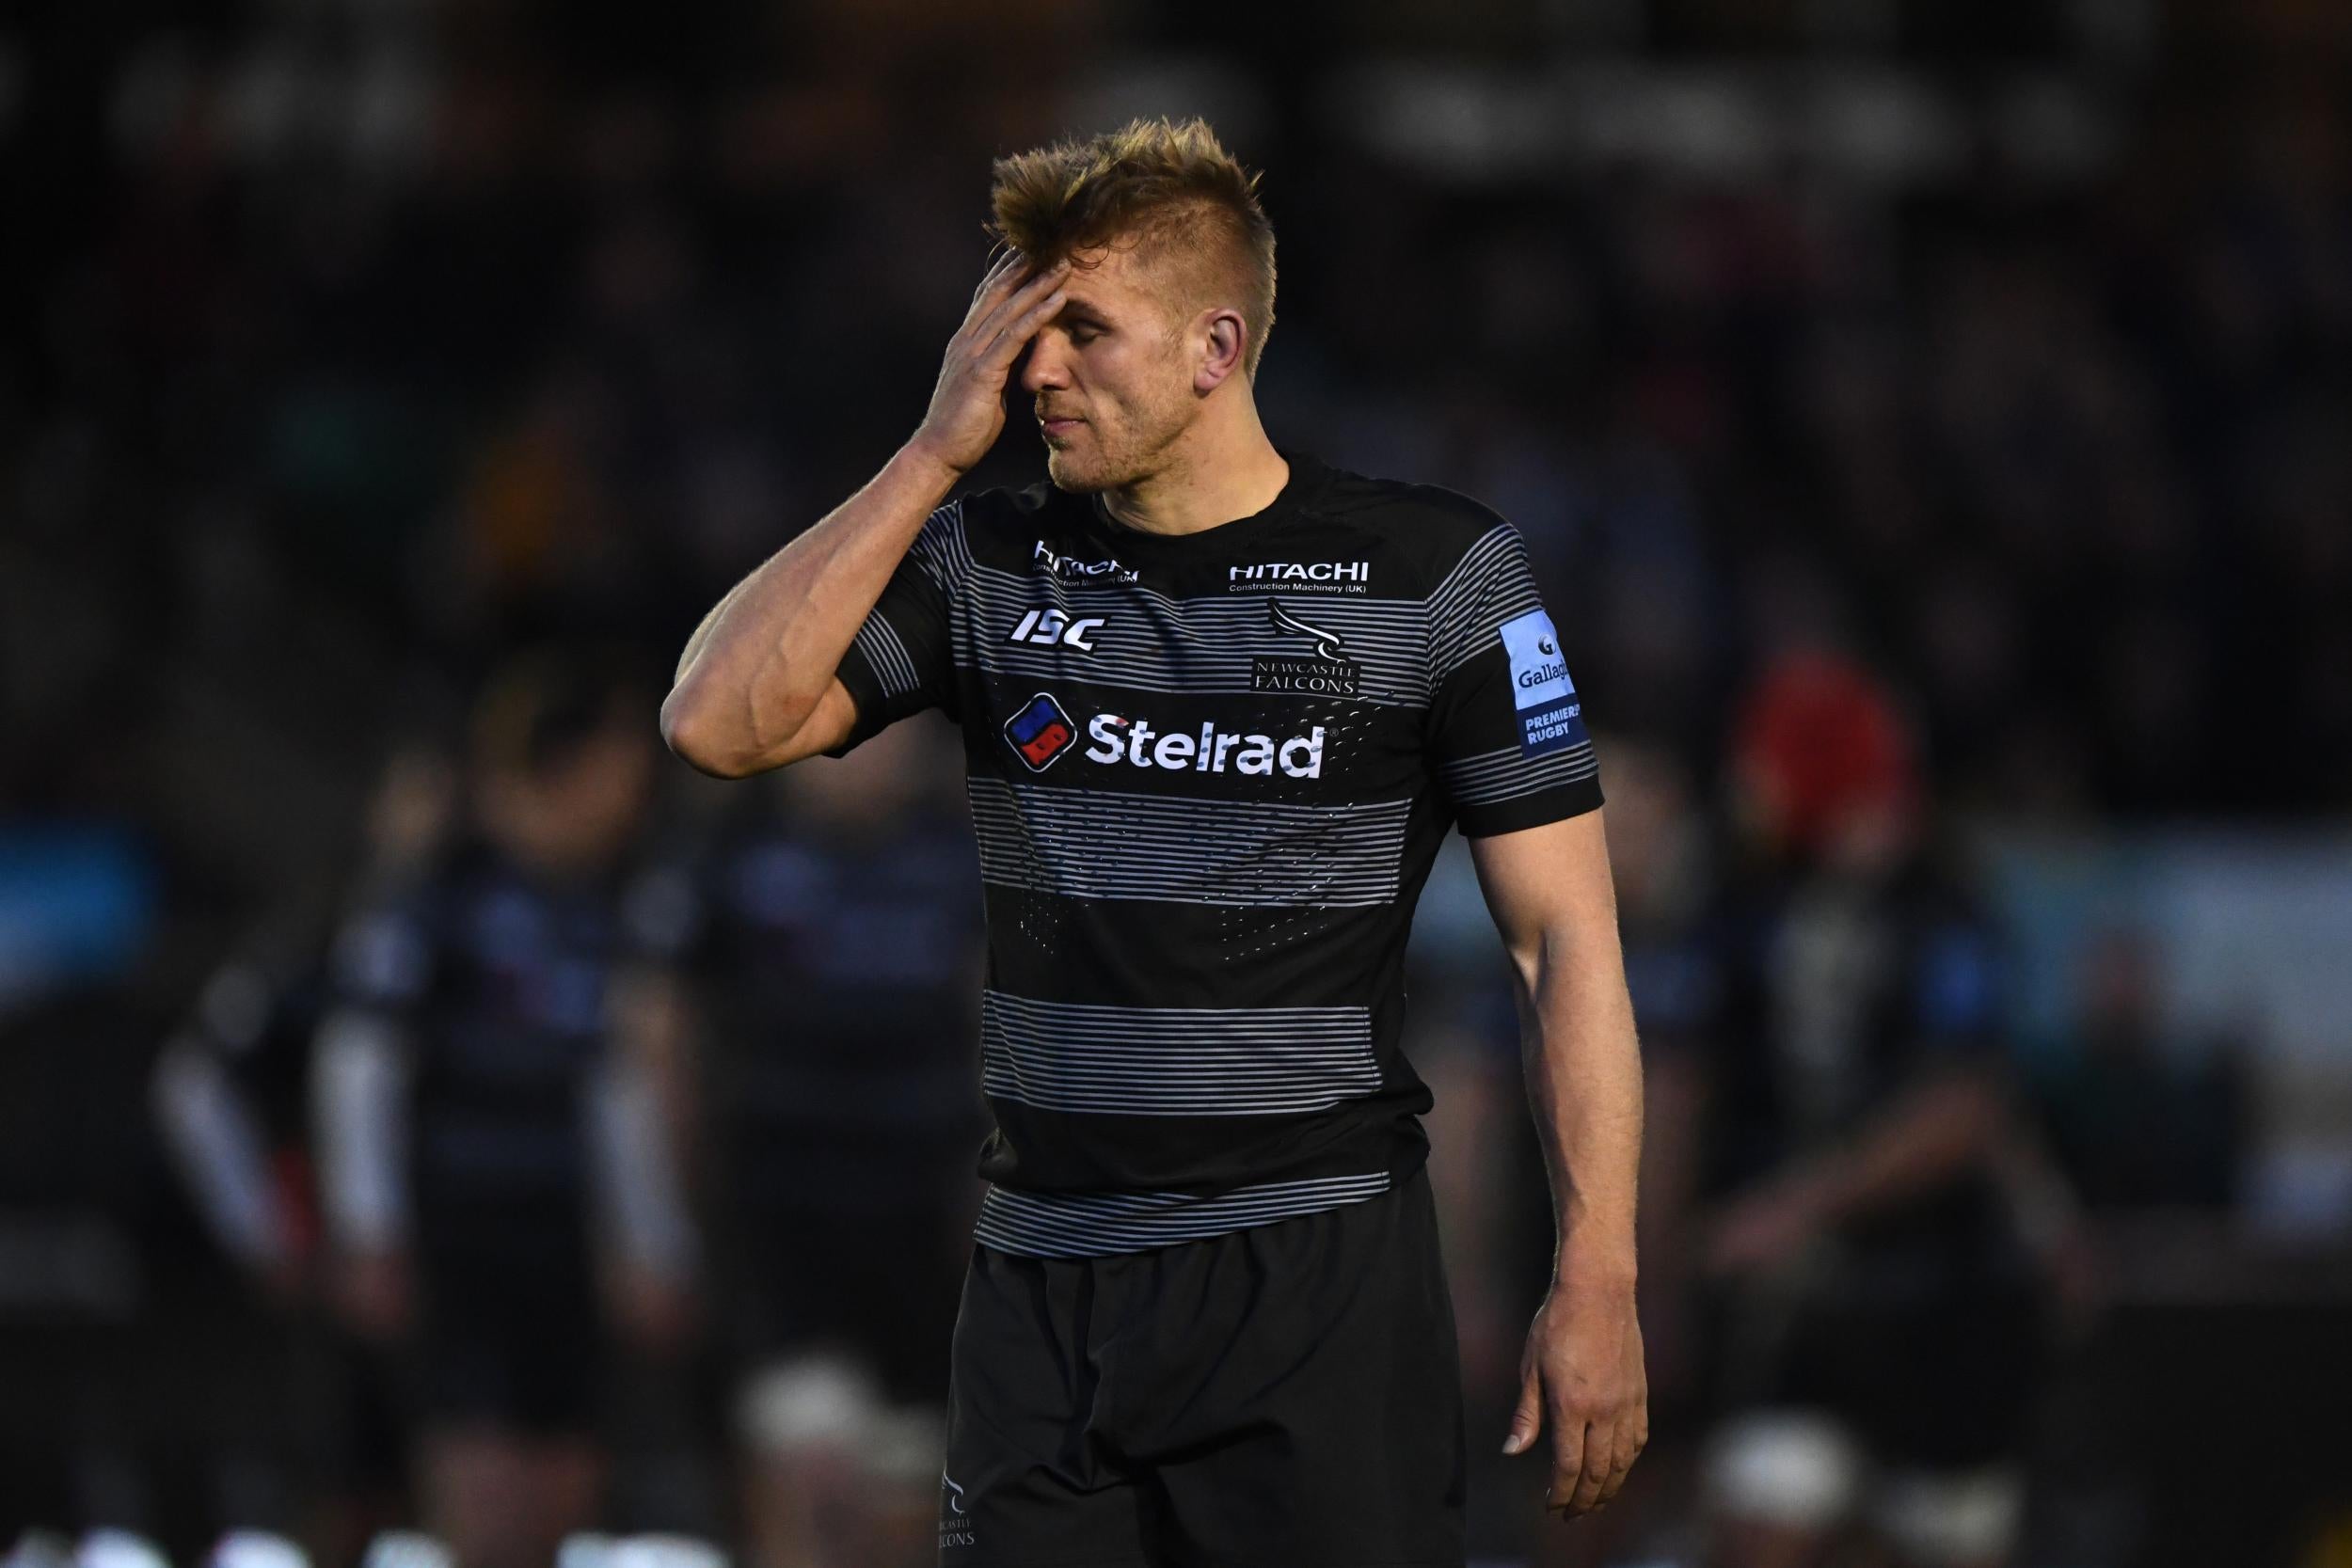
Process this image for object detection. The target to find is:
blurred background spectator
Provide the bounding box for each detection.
[6,0,2352,1564]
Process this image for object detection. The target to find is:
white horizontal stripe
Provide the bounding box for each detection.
[1440,738,1597,778]
[930,512,1555,709]
[979,990,1379,1117]
[956,585,1432,705]
[983,1174,1391,1218]
[973,1172,1393,1258]
[970,779,1411,910]
[853,614,920,697]
[983,993,1367,1024]
[1429,526,1547,684]
[910,501,966,594]
[982,1085,1375,1116]
[1440,742,1601,806]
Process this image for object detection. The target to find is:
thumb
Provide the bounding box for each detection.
[1502,1370,1544,1455]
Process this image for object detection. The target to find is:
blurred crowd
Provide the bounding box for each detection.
[6,1,2352,1566]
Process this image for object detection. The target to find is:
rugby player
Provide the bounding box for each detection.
[319,657,699,1568]
[663,117,1647,1565]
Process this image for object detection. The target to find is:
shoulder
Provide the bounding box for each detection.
[944,481,1073,531]
[1304,460,1526,586]
[924,481,1080,573]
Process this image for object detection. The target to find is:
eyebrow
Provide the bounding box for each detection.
[1058,301,1113,327]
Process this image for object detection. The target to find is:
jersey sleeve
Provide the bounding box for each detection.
[1425,521,1603,837]
[821,499,964,758]
[314,892,434,1251]
[326,892,437,1021]
[1908,912,2005,1059]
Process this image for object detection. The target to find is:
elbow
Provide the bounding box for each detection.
[660,676,809,780]
[660,681,755,779]
[1502,924,1563,1003]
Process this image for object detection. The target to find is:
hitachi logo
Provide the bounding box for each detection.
[1229,561,1369,582]
[1084,714,1327,777]
[1034,540,1139,582]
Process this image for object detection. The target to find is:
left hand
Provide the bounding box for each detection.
[606,1259,699,1358]
[1502,1276,1648,1519]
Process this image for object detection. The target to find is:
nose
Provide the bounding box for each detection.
[1022,333,1070,396]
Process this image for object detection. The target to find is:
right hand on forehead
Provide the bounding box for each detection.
[909,250,1070,476]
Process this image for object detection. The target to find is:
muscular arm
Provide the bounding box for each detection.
[1472,809,1643,1280]
[661,443,958,777]
[1472,808,1649,1518]
[662,252,1070,778]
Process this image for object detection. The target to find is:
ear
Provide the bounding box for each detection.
[1192,307,1249,395]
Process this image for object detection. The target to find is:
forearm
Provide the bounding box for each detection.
[311,1008,411,1253]
[662,438,959,769]
[1518,943,1645,1288]
[587,1058,700,1281]
[152,1037,296,1273]
[1773,1069,2003,1228]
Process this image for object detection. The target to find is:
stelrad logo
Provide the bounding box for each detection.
[1002,692,1078,771]
[1002,694,1329,777]
[1085,713,1327,776]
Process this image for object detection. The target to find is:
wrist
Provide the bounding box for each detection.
[897,433,969,491]
[1552,1225,1637,1296]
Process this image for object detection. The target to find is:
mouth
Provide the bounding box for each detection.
[1040,414,1084,438]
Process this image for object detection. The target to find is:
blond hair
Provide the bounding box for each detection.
[987,117,1278,381]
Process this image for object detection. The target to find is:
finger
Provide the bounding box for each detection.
[963,252,1055,335]
[1502,1369,1544,1456]
[1595,1420,1645,1508]
[971,272,1072,372]
[957,255,1033,333]
[969,248,1026,309]
[1567,1419,1613,1513]
[978,280,1070,368]
[970,258,1070,346]
[1545,1415,1586,1512]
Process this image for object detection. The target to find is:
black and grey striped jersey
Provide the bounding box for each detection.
[822,449,1603,1258]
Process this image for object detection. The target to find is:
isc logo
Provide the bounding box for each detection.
[1001,692,1077,771]
[1009,608,1105,651]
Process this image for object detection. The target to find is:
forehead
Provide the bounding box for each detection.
[1059,241,1185,321]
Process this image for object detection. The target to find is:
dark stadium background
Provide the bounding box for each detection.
[5,1,2350,1565]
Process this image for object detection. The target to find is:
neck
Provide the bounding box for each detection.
[1096,395,1289,538]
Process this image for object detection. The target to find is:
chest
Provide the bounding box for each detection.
[946,543,1436,800]
[436,880,623,1041]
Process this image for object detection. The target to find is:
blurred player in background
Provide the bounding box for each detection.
[1689,652,2061,1568]
[655,718,987,1565]
[311,653,700,1568]
[661,118,1647,1564]
[151,745,456,1560]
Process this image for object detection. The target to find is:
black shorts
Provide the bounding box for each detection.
[416,1226,603,1436]
[939,1161,1466,1568]
[731,1198,962,1403]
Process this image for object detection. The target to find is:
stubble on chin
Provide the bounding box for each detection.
[1049,428,1136,495]
[1045,447,1102,493]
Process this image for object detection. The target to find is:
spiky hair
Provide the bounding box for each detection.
[986,117,1278,381]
